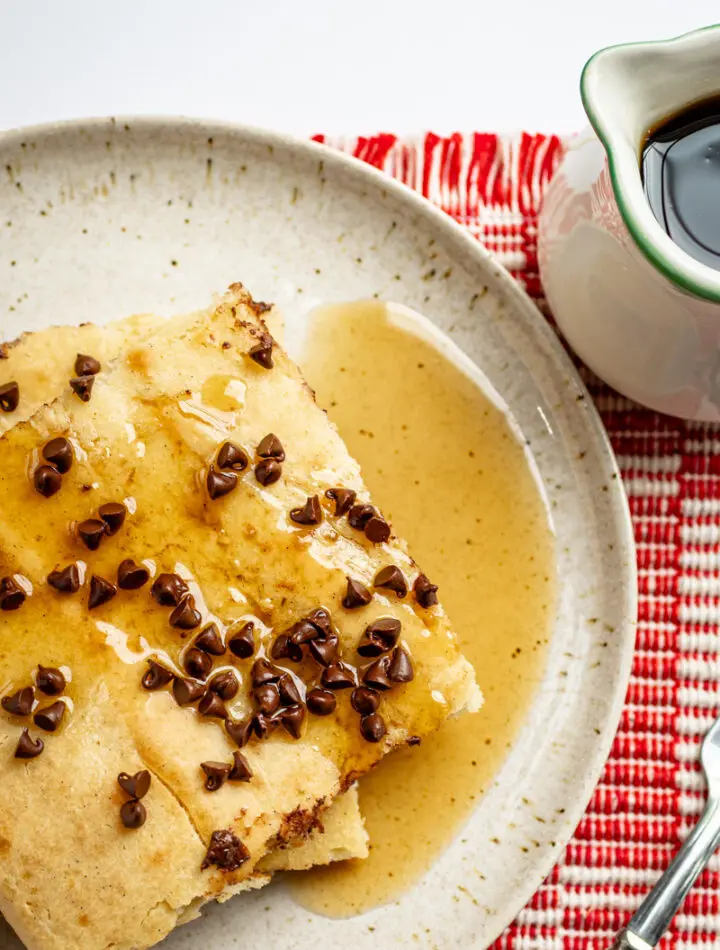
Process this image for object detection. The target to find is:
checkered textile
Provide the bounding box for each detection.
[316,131,719,947]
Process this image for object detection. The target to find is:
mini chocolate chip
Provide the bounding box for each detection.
[357,618,401,657]
[249,335,274,369]
[98,502,127,535]
[306,607,333,637]
[217,441,249,472]
[77,519,107,551]
[289,620,320,647]
[229,750,253,782]
[33,464,62,498]
[256,433,285,460]
[117,559,150,590]
[173,677,207,706]
[207,466,238,500]
[151,573,188,607]
[0,381,19,412]
[342,577,373,609]
[36,666,65,696]
[279,704,305,739]
[15,729,43,759]
[47,564,80,593]
[74,353,102,376]
[117,769,151,799]
[69,375,94,402]
[321,661,356,690]
[351,686,380,715]
[278,673,302,706]
[254,683,280,715]
[255,458,282,486]
[361,655,393,691]
[414,573,439,607]
[325,487,356,517]
[0,577,27,611]
[225,717,253,748]
[365,516,391,543]
[290,495,322,526]
[42,436,73,474]
[170,594,202,630]
[407,735,422,746]
[360,712,386,743]
[2,686,34,716]
[209,669,239,701]
[202,829,250,871]
[271,632,302,662]
[88,574,117,609]
[194,623,225,655]
[183,647,212,680]
[306,688,336,716]
[309,634,339,667]
[198,691,228,719]
[251,658,284,687]
[347,503,376,529]
[374,565,408,597]
[141,661,174,690]
[252,712,277,740]
[120,799,146,829]
[33,700,65,732]
[228,621,255,659]
[201,761,231,792]
[389,645,414,683]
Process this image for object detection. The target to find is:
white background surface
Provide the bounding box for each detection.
[1,1,717,137]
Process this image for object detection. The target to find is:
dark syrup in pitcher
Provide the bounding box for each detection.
[642,97,720,268]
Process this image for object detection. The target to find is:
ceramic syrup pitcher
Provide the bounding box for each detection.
[539,26,720,421]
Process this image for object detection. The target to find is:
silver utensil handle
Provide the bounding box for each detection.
[613,797,720,948]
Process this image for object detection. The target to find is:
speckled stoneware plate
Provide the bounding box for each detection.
[0,117,636,949]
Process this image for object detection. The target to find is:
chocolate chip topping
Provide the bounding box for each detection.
[254,458,282,486]
[278,673,302,706]
[229,750,253,782]
[407,735,422,746]
[0,576,27,611]
[88,574,117,609]
[307,607,333,637]
[0,381,19,413]
[47,563,80,593]
[77,518,107,551]
[201,829,250,871]
[117,769,151,799]
[33,700,65,732]
[225,717,253,748]
[201,761,231,792]
[15,729,44,759]
[365,515,391,544]
[209,669,239,701]
[309,634,339,668]
[414,573,439,607]
[357,617,402,657]
[389,645,415,683]
[361,655,393,691]
[2,686,34,716]
[151,573,189,607]
[198,691,228,719]
[117,559,150,590]
[33,464,62,498]
[207,466,238,500]
[42,436,74,474]
[256,433,285,460]
[271,633,302,662]
[251,658,284,687]
[306,687,337,716]
[141,661,174,690]
[279,704,305,739]
[74,353,102,377]
[194,623,225,656]
[325,487,356,517]
[347,503,375,529]
[170,594,202,630]
[254,683,280,715]
[120,800,147,829]
[351,686,380,715]
[290,495,322,526]
[251,712,277,740]
[36,665,66,696]
[183,647,213,680]
[98,502,127,536]
[342,577,373,609]
[69,375,95,402]
[249,335,274,369]
[228,621,255,659]
[374,565,408,597]
[173,677,207,706]
[321,661,356,690]
[360,712,387,743]
[217,441,249,472]
[289,619,319,648]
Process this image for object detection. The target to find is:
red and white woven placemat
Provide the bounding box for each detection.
[317,131,718,947]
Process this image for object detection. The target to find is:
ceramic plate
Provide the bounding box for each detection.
[0,118,636,948]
